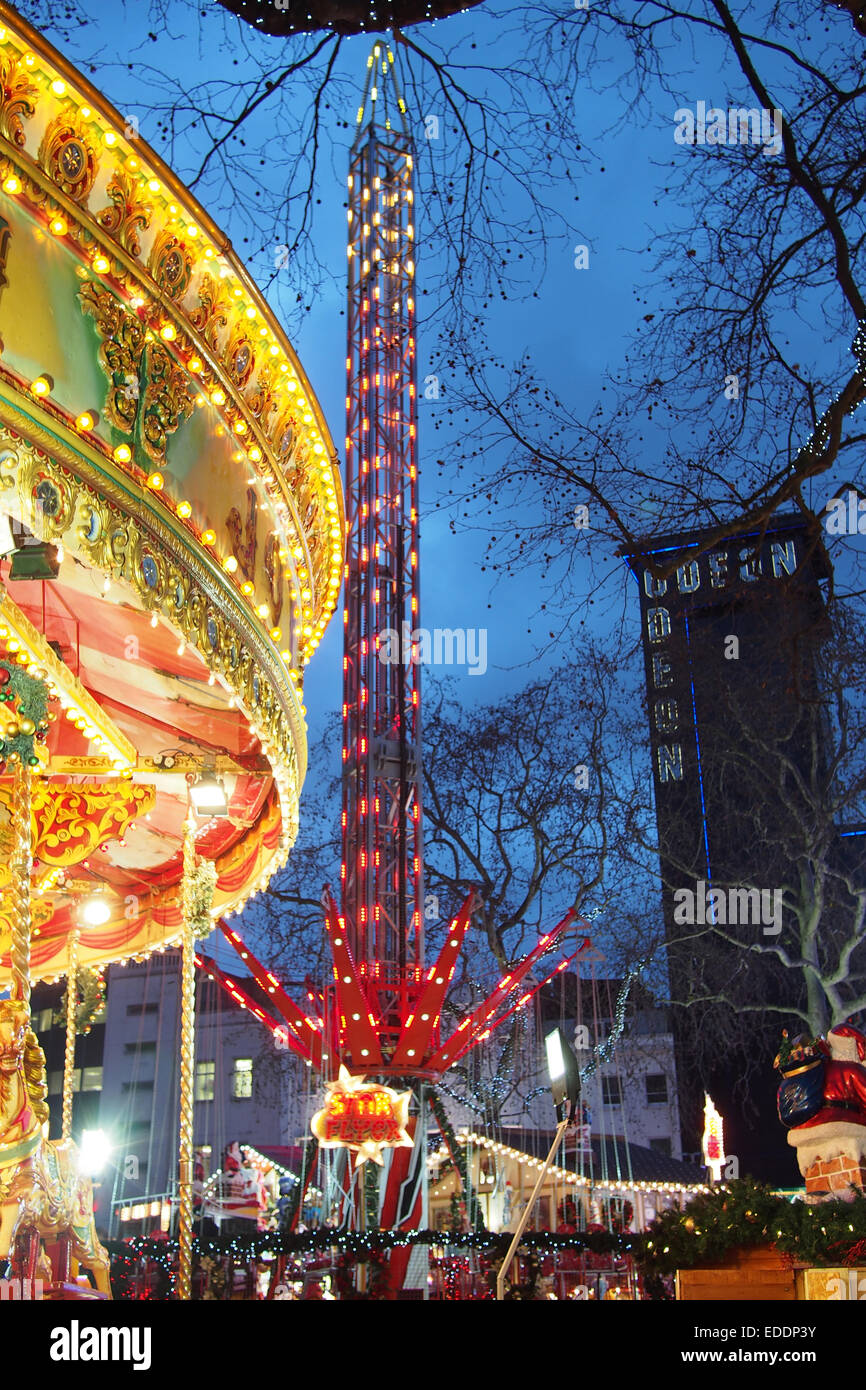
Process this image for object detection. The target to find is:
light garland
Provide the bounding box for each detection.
[438,1131,709,1197]
[0,584,135,770]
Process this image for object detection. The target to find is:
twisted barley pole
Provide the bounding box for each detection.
[9,759,33,1004]
[177,814,197,1300]
[62,931,80,1141]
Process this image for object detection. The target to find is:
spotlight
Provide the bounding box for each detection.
[545,1026,581,1123]
[189,768,228,817]
[81,893,111,927]
[79,1128,112,1177]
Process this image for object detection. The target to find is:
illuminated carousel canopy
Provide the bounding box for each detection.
[215,0,485,37]
[0,2,344,981]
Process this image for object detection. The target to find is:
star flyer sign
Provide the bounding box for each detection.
[311,1068,414,1168]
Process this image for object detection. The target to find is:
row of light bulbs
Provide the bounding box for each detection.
[432,1132,709,1196]
[0,609,133,770]
[0,28,344,667]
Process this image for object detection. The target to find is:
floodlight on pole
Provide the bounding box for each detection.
[497,1026,583,1299]
[545,1025,581,1123]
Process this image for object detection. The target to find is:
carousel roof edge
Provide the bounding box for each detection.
[0,0,338,467]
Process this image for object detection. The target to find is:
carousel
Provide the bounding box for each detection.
[0,3,342,1298]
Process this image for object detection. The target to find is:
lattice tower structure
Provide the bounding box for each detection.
[341,48,423,1065]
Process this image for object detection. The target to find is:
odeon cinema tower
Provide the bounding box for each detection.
[624,515,834,1180]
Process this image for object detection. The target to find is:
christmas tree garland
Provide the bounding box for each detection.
[642,1178,866,1276]
[104,1180,866,1285]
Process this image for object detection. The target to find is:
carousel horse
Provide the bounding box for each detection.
[0,998,111,1295]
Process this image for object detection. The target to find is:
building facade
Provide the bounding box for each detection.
[623,514,832,1177]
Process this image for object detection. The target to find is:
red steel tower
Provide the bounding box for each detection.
[211,49,589,1095]
[210,49,590,1167]
[341,45,423,1067]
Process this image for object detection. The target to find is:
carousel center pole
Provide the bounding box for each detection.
[177,813,197,1300]
[61,930,80,1141]
[9,758,33,1003]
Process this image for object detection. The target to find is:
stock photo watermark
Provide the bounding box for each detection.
[674,102,782,157]
[378,621,487,676]
[823,489,866,535]
[673,880,783,935]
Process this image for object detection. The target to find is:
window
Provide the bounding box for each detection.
[195,1060,215,1102]
[126,1003,159,1017]
[81,1066,103,1092]
[122,1080,154,1093]
[645,1074,668,1105]
[601,1076,622,1106]
[649,1136,672,1156]
[232,1058,253,1099]
[124,1041,157,1055]
[37,1007,54,1033]
[50,1068,84,1094]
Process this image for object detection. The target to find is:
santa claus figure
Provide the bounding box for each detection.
[777,1020,866,1192]
[821,1023,866,1122]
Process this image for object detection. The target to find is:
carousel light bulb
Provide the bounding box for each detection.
[81,895,111,926]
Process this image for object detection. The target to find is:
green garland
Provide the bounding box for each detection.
[105,1180,866,1279]
[104,1225,629,1263]
[188,859,218,937]
[0,661,49,768]
[642,1178,866,1277]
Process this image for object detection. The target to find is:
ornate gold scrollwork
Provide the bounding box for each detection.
[148,227,194,301]
[0,215,10,296]
[13,451,75,540]
[0,781,156,878]
[95,168,153,257]
[225,487,257,582]
[225,322,256,389]
[246,360,281,426]
[0,52,36,148]
[141,341,194,464]
[78,280,145,433]
[264,531,284,630]
[37,111,98,202]
[189,272,233,351]
[78,280,194,462]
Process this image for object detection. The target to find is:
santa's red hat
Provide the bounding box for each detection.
[828,1022,866,1061]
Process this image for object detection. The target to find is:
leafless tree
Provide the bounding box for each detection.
[436,0,866,633]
